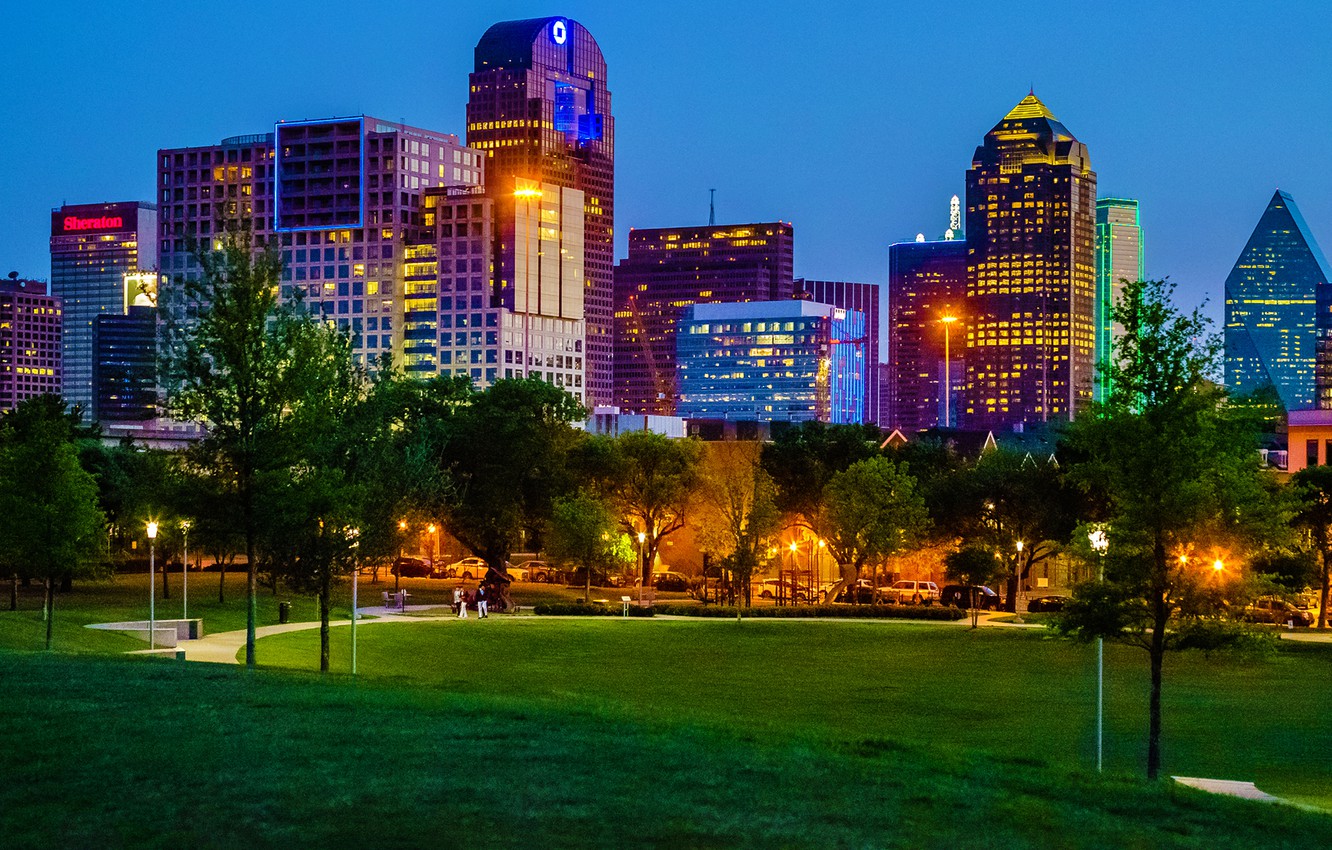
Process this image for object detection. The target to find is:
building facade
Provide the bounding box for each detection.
[962,93,1097,431]
[0,278,62,412]
[1094,198,1144,401]
[795,278,879,423]
[676,301,864,424]
[1224,190,1331,411]
[93,305,157,422]
[158,117,482,370]
[885,239,967,432]
[613,222,794,415]
[467,17,614,404]
[49,201,157,418]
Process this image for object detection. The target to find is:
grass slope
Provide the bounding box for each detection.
[1,651,1328,849]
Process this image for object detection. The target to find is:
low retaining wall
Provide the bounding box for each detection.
[87,619,203,648]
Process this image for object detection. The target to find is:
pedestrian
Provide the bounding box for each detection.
[477,584,488,618]
[458,586,468,619]
[452,585,462,616]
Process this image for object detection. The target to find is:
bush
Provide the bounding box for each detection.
[653,604,965,621]
[534,602,654,617]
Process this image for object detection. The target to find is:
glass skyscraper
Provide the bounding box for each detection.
[963,93,1096,431]
[676,301,864,424]
[885,238,967,432]
[1224,190,1331,411]
[1094,198,1144,402]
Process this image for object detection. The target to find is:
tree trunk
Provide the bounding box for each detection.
[162,556,170,600]
[9,573,15,611]
[1147,544,1169,781]
[245,532,257,668]
[44,577,54,651]
[319,571,331,673]
[218,556,227,603]
[1319,548,1330,631]
[1005,572,1020,613]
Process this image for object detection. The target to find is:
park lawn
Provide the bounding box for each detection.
[0,651,1328,849]
[258,617,1332,810]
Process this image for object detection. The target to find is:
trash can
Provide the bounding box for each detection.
[278,601,291,624]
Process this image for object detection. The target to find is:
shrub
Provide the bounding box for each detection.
[534,602,655,617]
[653,604,965,621]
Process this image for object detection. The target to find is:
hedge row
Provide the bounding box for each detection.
[533,603,654,617]
[653,604,966,621]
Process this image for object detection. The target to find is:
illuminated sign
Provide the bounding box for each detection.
[551,19,567,44]
[63,215,123,231]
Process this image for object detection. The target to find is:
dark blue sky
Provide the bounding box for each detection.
[3,1,1330,324]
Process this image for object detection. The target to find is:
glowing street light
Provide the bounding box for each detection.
[179,519,192,622]
[637,531,647,607]
[940,314,958,428]
[146,521,159,651]
[1212,558,1225,573]
[348,527,361,675]
[1087,525,1109,773]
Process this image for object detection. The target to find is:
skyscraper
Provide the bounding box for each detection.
[612,222,794,414]
[0,278,62,412]
[467,17,614,405]
[885,238,967,432]
[49,201,157,417]
[962,93,1096,431]
[1094,198,1144,401]
[1224,190,1331,411]
[795,279,880,424]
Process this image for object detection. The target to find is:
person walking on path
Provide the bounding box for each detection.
[452,586,462,616]
[477,584,488,618]
[457,586,468,619]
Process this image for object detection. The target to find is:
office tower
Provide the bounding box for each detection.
[158,118,482,369]
[1094,198,1144,401]
[963,93,1097,431]
[468,17,614,404]
[93,306,157,422]
[407,179,587,397]
[885,239,967,432]
[613,222,794,415]
[795,279,880,423]
[676,301,864,424]
[0,278,62,412]
[49,201,157,418]
[1224,190,1332,411]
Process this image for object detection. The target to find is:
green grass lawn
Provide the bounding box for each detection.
[3,575,1332,846]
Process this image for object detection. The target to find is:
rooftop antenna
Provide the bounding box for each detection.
[708,189,716,226]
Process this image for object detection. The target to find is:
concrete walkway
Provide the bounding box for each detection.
[1173,776,1285,803]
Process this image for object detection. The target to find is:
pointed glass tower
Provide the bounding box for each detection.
[1223,190,1332,411]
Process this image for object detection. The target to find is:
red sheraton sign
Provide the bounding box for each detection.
[63,215,123,231]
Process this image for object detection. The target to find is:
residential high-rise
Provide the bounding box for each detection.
[1224,190,1331,411]
[613,222,794,415]
[676,301,864,424]
[49,201,157,418]
[158,118,482,369]
[467,17,614,405]
[795,279,879,424]
[1094,198,1144,401]
[885,238,967,432]
[962,93,1097,431]
[0,278,62,412]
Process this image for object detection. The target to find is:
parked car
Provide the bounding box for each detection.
[503,562,530,582]
[390,557,431,578]
[517,560,558,582]
[1026,595,1071,613]
[447,557,489,580]
[834,579,876,605]
[650,570,694,593]
[941,584,1001,610]
[883,580,941,605]
[1244,596,1315,627]
[568,565,620,588]
[757,577,816,601]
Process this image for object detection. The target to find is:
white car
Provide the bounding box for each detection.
[884,580,940,605]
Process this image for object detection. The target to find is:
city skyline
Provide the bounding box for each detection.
[3,2,1331,331]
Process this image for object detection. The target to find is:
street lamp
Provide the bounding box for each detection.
[1088,525,1109,773]
[396,519,407,592]
[180,519,192,622]
[146,521,158,650]
[788,541,799,605]
[1212,558,1225,573]
[637,531,647,606]
[348,527,360,675]
[940,314,958,428]
[1013,540,1025,624]
[427,523,438,577]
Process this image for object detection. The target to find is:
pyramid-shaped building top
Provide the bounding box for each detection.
[973,92,1086,172]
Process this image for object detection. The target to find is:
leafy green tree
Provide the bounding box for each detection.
[1291,465,1332,630]
[0,398,107,649]
[820,456,930,602]
[1061,279,1291,780]
[944,546,1007,627]
[761,422,881,534]
[692,441,781,606]
[164,232,298,667]
[546,492,619,600]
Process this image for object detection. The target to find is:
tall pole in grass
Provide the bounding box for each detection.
[349,527,360,676]
[180,519,192,622]
[1088,526,1109,772]
[147,521,159,650]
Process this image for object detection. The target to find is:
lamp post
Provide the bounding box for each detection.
[637,531,647,607]
[146,521,158,650]
[514,185,543,378]
[348,527,360,676]
[396,519,407,593]
[427,523,438,577]
[180,519,192,622]
[1013,540,1025,624]
[788,541,799,605]
[941,314,958,428]
[1088,525,1109,773]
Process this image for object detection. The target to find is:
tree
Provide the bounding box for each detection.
[692,441,781,606]
[0,398,106,649]
[595,431,701,585]
[819,456,930,603]
[546,492,619,601]
[1291,465,1332,630]
[944,546,1007,628]
[1061,279,1290,780]
[164,232,296,667]
[761,421,881,534]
